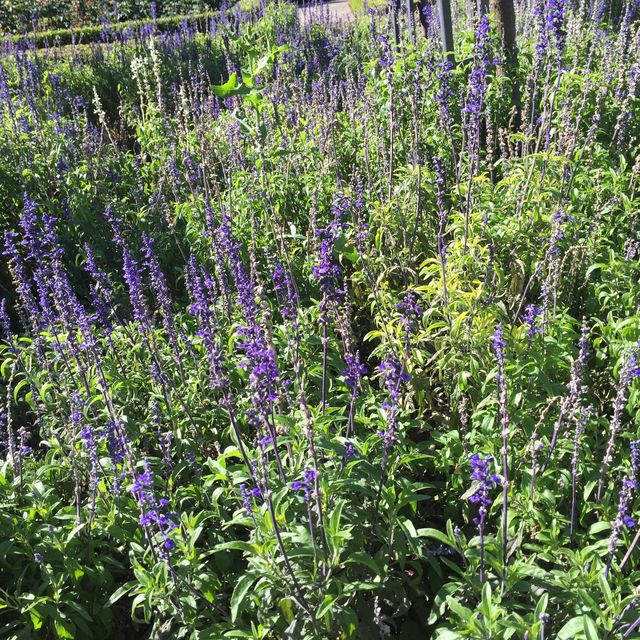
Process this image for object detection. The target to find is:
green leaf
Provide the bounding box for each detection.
[558,616,586,639]
[338,607,358,636]
[461,481,481,501]
[211,73,239,97]
[329,499,345,537]
[343,582,378,593]
[583,480,598,502]
[53,617,75,639]
[316,595,335,620]
[213,541,256,553]
[583,616,599,640]
[534,592,548,621]
[211,74,257,99]
[230,574,256,622]
[445,596,473,622]
[65,522,88,543]
[131,593,148,624]
[598,574,614,609]
[428,583,458,625]
[334,235,358,263]
[253,53,272,77]
[588,521,610,535]
[479,582,494,621]
[279,598,295,623]
[345,552,381,576]
[418,528,455,550]
[107,582,137,607]
[29,607,44,631]
[434,630,464,640]
[14,377,30,403]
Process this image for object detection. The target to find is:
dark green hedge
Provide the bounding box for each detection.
[5,11,218,48]
[0,0,220,34]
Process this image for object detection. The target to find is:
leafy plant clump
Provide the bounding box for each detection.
[1,0,640,638]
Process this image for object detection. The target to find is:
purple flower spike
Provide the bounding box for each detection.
[131,461,177,556]
[547,0,567,56]
[468,453,502,524]
[605,440,640,576]
[344,441,359,459]
[240,483,261,515]
[122,247,150,331]
[272,261,299,323]
[291,469,316,502]
[396,290,422,333]
[342,353,367,392]
[468,453,502,584]
[522,305,542,338]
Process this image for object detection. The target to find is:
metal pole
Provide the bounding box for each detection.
[406,0,416,45]
[436,0,455,63]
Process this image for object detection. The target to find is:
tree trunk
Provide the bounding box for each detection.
[417,0,455,63]
[437,0,455,63]
[490,0,521,130]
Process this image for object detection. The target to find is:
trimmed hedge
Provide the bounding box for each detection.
[5,11,218,48]
[0,0,220,34]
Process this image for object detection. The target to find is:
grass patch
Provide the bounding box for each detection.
[348,0,387,14]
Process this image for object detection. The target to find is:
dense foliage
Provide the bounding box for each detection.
[3,13,219,49]
[0,0,220,34]
[1,0,640,637]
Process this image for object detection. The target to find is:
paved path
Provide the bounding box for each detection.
[297,0,354,25]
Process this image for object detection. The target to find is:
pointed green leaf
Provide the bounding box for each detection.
[211,73,239,97]
[230,574,256,622]
[583,616,599,640]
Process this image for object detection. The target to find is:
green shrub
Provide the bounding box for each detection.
[0,0,221,33]
[5,11,219,47]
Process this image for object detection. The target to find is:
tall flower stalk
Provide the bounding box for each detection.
[597,346,640,500]
[605,440,640,577]
[541,319,589,473]
[141,233,185,383]
[491,323,510,584]
[570,407,591,543]
[462,14,491,249]
[311,193,347,413]
[371,292,420,532]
